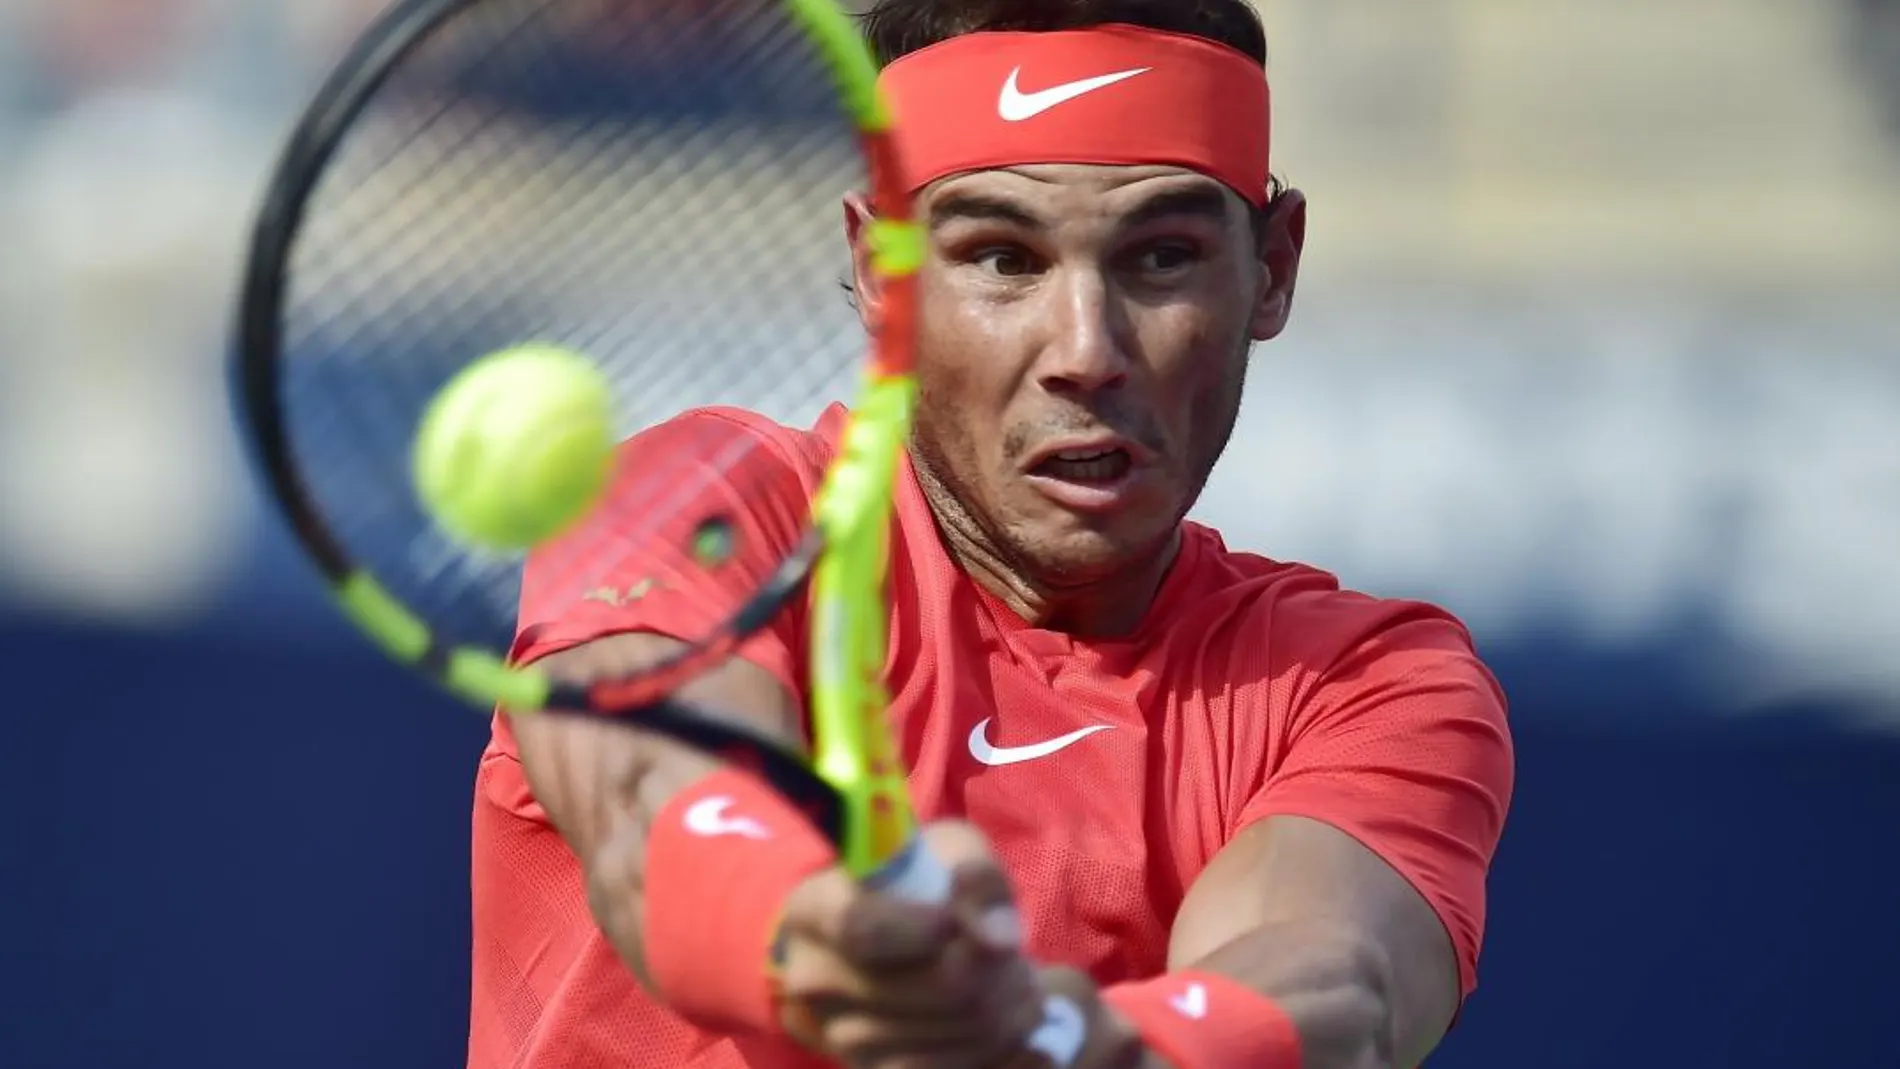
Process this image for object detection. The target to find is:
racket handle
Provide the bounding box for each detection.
[862,835,952,904]
[866,840,1089,1067]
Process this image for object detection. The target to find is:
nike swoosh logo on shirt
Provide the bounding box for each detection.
[997,66,1153,121]
[967,718,1113,766]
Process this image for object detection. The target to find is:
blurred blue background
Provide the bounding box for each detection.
[2,1,1898,1066]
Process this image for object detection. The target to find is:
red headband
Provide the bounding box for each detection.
[876,25,1271,207]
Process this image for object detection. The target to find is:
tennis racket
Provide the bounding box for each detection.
[233,0,1083,1060]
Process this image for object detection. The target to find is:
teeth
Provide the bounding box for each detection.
[1038,450,1131,482]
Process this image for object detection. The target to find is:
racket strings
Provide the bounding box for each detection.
[276,0,868,647]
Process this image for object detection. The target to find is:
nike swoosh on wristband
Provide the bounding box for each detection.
[683,796,771,839]
[968,718,1113,766]
[997,66,1153,122]
[1169,981,1208,1019]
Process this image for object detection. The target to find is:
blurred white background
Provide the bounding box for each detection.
[0,0,387,619]
[0,0,1895,719]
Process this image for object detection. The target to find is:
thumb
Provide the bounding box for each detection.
[919,819,1024,956]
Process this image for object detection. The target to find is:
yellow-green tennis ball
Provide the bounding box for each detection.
[413,344,614,550]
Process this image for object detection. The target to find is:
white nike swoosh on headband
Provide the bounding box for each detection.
[997,66,1153,122]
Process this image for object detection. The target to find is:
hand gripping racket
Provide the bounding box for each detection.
[233,0,1083,1061]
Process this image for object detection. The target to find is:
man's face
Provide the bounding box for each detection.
[852,163,1304,586]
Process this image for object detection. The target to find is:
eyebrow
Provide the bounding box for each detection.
[926,183,1234,232]
[928,193,1045,231]
[1119,185,1233,230]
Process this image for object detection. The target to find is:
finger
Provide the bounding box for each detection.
[820,974,1045,1069]
[826,1026,1018,1069]
[1035,966,1142,1069]
[782,865,958,971]
[839,887,963,971]
[841,880,986,972]
[822,1009,1010,1065]
[919,821,1023,955]
[784,928,1023,1019]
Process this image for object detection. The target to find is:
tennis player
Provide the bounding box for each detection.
[468,2,1514,1068]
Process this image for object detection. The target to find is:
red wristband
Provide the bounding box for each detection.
[1103,971,1303,1069]
[642,767,837,1035]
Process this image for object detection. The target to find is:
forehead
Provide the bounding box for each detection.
[920,164,1246,226]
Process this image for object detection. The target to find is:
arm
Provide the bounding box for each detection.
[501,408,821,995]
[496,408,1041,1062]
[1105,612,1514,1069]
[512,607,1046,1067]
[511,634,800,990]
[1159,816,1458,1069]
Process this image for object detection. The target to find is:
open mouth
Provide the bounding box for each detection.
[1031,447,1134,484]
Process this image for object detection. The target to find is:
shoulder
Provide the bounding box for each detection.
[1190,529,1513,1004]
[516,403,850,649]
[1167,522,1504,725]
[613,403,844,489]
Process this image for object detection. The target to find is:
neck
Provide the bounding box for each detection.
[914,458,1181,639]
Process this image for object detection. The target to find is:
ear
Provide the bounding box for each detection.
[843,190,882,332]
[1249,187,1307,342]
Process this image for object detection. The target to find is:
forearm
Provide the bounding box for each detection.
[547,719,723,988]
[512,633,804,989]
[1124,919,1401,1069]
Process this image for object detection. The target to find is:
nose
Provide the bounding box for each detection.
[1033,268,1130,396]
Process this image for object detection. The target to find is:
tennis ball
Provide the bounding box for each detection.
[413,343,615,550]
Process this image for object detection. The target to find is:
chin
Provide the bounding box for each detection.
[1027,515,1178,583]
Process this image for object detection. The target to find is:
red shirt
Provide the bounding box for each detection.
[468,405,1513,1069]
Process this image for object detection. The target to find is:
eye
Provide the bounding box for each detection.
[973,246,1038,278]
[1132,240,1203,275]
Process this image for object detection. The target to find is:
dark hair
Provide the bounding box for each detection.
[856,0,1286,213]
[858,0,1269,68]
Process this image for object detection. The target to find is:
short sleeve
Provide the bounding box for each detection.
[507,406,833,695]
[1236,611,1514,997]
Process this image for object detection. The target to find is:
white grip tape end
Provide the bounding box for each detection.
[1030,993,1087,1066]
[865,838,953,905]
